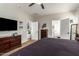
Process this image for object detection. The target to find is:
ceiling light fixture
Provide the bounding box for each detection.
[28,3,45,9]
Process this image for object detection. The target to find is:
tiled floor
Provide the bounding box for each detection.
[2,40,37,56]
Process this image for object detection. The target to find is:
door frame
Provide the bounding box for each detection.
[70,24,78,40]
[30,21,39,40]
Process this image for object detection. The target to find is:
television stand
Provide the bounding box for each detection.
[0,35,21,55]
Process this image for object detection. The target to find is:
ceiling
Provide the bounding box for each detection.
[11,3,79,15]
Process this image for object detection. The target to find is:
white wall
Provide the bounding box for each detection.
[0,4,33,43]
[0,4,78,41]
[36,11,77,39]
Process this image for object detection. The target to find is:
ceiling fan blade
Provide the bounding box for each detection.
[41,4,44,9]
[29,3,35,7]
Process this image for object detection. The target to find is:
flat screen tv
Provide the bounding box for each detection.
[0,17,17,31]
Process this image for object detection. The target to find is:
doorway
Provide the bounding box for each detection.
[70,24,77,40]
[52,20,60,38]
[30,21,38,40]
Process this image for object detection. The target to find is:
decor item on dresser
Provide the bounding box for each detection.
[42,23,47,29]
[13,32,18,37]
[0,35,21,55]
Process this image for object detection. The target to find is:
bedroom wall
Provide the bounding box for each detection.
[74,8,79,34]
[35,11,77,39]
[0,4,78,41]
[0,4,33,43]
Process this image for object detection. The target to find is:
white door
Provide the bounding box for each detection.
[52,20,60,38]
[30,22,38,40]
[60,19,70,39]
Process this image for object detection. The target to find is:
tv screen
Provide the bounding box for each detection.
[0,18,17,31]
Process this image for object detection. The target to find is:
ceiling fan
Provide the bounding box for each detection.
[28,3,45,9]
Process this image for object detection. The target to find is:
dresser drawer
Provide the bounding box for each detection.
[0,43,10,53]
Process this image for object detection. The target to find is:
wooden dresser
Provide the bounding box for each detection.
[0,35,21,54]
[41,29,48,39]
